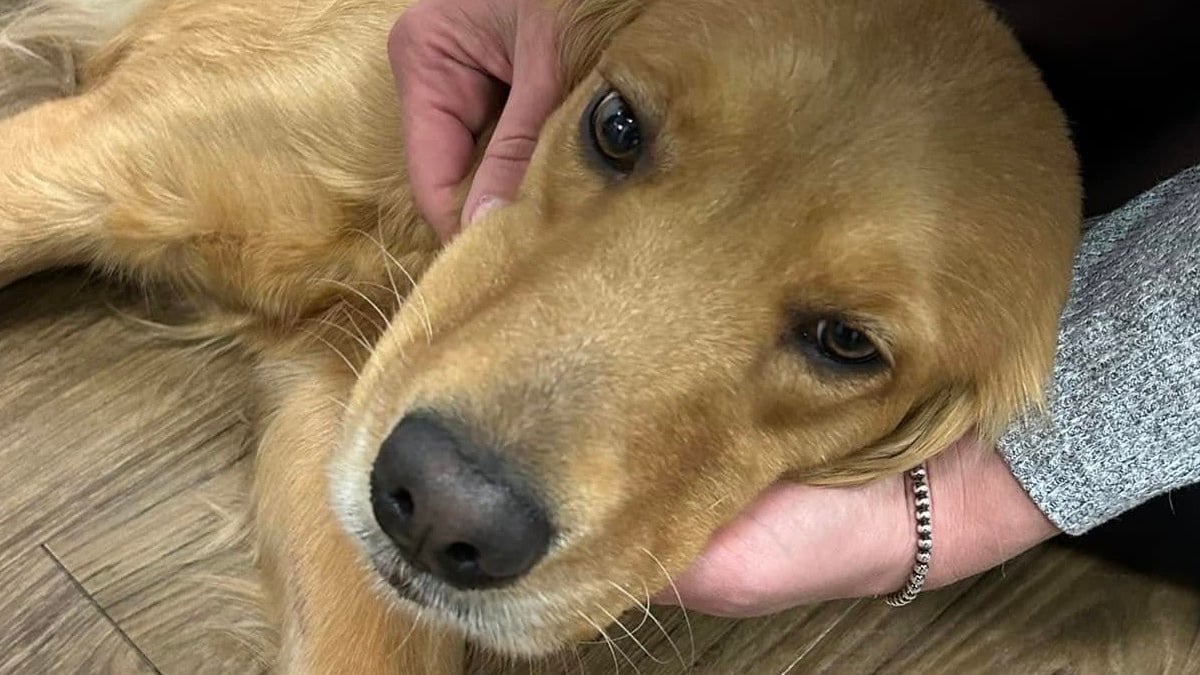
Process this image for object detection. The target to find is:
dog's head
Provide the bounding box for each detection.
[333,0,1080,656]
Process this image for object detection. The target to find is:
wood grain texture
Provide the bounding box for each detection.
[0,273,253,568]
[0,546,157,675]
[2,271,1198,675]
[0,272,259,674]
[49,458,272,675]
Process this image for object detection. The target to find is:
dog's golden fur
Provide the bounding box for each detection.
[0,0,1081,671]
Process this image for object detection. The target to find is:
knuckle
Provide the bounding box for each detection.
[388,12,417,44]
[388,5,437,59]
[483,134,539,166]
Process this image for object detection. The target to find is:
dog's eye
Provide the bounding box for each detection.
[588,90,642,173]
[792,317,881,366]
[817,320,878,364]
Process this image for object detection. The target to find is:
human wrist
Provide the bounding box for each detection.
[920,436,1059,592]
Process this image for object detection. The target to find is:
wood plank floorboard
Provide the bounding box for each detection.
[0,546,157,675]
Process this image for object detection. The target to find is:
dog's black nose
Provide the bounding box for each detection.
[369,412,553,590]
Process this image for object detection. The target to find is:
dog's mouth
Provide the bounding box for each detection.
[367,544,470,620]
[344,522,610,657]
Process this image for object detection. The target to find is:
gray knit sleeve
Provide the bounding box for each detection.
[997,163,1200,536]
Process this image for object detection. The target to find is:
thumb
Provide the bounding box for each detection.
[461,10,563,228]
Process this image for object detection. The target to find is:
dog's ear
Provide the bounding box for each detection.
[802,385,981,485]
[555,0,648,92]
[802,343,1055,485]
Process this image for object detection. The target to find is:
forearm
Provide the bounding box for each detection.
[998,164,1200,535]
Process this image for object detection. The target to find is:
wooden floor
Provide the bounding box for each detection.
[2,270,1198,675]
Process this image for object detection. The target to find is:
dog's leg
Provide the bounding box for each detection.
[0,95,109,288]
[1,0,442,313]
[0,89,219,291]
[252,347,465,674]
[0,82,439,326]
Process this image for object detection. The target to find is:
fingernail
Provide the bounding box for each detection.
[467,196,507,226]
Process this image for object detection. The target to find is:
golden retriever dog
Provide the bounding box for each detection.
[0,0,1081,670]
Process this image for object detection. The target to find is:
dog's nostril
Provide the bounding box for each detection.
[444,542,480,565]
[390,488,415,519]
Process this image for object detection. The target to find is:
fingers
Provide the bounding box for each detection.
[650,475,914,616]
[390,0,564,241]
[389,7,507,241]
[459,3,564,229]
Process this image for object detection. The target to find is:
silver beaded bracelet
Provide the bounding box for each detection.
[884,463,932,607]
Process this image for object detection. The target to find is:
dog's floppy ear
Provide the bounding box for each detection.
[803,342,1055,486]
[802,386,981,485]
[555,0,648,91]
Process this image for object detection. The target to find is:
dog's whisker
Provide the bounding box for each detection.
[572,642,586,675]
[355,227,424,355]
[593,601,667,666]
[360,227,434,345]
[641,580,686,669]
[312,274,416,372]
[345,301,383,344]
[337,305,378,350]
[313,316,371,357]
[588,584,652,643]
[313,276,392,327]
[385,603,427,665]
[574,608,632,675]
[362,223,405,307]
[337,291,388,331]
[322,394,351,414]
[301,326,361,378]
[621,582,654,635]
[609,579,685,669]
[356,279,403,302]
[641,547,695,666]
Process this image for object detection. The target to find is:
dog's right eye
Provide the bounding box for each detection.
[586,90,642,174]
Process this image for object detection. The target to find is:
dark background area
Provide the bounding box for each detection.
[988,0,1200,216]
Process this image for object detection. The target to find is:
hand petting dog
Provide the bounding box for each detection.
[388,0,563,241]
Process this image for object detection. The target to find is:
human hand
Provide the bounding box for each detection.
[388,0,565,242]
[654,436,1060,617]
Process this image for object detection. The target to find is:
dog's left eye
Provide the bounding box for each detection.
[816,319,878,364]
[587,90,642,173]
[790,316,882,367]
